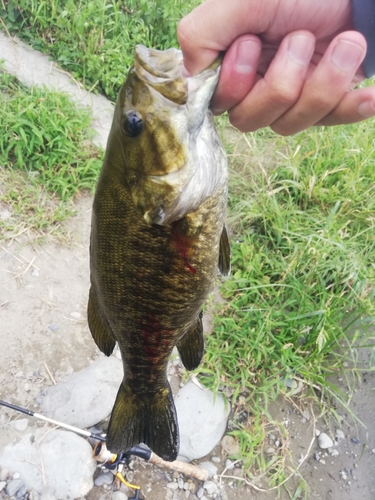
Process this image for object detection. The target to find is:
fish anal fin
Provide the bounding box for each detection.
[177,312,204,371]
[87,287,116,356]
[218,225,231,277]
[106,381,179,461]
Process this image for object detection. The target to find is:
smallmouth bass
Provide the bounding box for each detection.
[88,45,230,461]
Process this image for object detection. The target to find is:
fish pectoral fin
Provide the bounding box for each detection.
[177,312,204,371]
[107,381,179,462]
[87,287,116,356]
[218,225,231,277]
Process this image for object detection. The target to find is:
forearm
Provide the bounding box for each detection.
[352,0,375,76]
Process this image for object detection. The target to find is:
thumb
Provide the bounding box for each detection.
[177,0,277,74]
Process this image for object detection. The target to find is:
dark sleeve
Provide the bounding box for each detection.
[351,0,375,77]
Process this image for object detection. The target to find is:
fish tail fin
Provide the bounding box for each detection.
[106,380,179,461]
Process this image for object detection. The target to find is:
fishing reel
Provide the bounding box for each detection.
[93,441,151,500]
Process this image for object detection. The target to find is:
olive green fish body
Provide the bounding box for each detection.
[88,45,229,461]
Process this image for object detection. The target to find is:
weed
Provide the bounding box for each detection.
[0,68,102,202]
[0,67,102,237]
[1,0,201,100]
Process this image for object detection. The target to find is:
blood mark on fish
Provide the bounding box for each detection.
[171,220,196,274]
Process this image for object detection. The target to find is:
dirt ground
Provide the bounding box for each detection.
[1,194,375,500]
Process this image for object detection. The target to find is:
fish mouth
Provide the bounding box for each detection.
[134,45,221,106]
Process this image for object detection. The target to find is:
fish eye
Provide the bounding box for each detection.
[123,110,143,137]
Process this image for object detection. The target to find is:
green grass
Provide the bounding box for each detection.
[198,119,375,491]
[0,66,103,237]
[1,0,201,101]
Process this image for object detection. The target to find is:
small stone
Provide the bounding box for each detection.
[320,459,326,465]
[351,437,360,444]
[0,469,8,481]
[331,449,340,457]
[336,429,345,440]
[178,477,184,489]
[315,429,321,437]
[48,324,58,332]
[315,452,322,462]
[0,482,6,492]
[29,490,40,500]
[225,459,234,470]
[340,470,348,481]
[199,462,217,478]
[196,487,204,498]
[203,480,218,496]
[221,435,240,455]
[188,482,196,493]
[70,312,81,319]
[265,447,276,455]
[32,269,39,277]
[125,471,134,482]
[13,472,20,479]
[111,492,128,500]
[6,479,23,497]
[94,472,114,486]
[318,433,333,449]
[9,419,29,432]
[16,484,27,498]
[184,490,190,499]
[371,449,375,454]
[211,456,221,463]
[166,482,179,491]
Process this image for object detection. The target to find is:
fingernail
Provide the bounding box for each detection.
[331,40,365,72]
[235,39,258,74]
[358,100,375,118]
[287,34,314,66]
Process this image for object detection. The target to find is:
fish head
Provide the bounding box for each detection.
[110,45,223,225]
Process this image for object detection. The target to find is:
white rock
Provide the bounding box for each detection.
[40,356,123,427]
[175,381,230,462]
[6,478,23,497]
[331,449,340,457]
[196,487,204,498]
[0,481,6,492]
[9,418,29,432]
[111,492,128,500]
[199,462,218,478]
[94,472,114,486]
[0,430,96,499]
[166,482,179,490]
[336,429,345,440]
[0,469,8,481]
[211,456,221,463]
[203,480,218,496]
[318,433,333,449]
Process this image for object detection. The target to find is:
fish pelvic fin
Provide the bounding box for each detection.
[218,225,231,277]
[87,287,116,356]
[106,380,179,462]
[177,312,204,371]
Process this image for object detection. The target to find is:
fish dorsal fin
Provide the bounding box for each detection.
[87,287,116,356]
[177,312,204,371]
[218,225,231,277]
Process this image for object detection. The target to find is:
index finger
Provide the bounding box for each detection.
[177,0,275,74]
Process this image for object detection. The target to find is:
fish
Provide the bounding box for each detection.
[87,44,230,462]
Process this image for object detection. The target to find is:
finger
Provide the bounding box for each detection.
[317,87,375,125]
[271,31,367,135]
[227,31,316,132]
[211,35,262,114]
[177,0,277,75]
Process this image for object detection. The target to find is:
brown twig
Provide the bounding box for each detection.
[149,453,208,481]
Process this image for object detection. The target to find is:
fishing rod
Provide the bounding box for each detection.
[0,398,208,499]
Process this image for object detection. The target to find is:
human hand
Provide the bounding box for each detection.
[177,0,375,135]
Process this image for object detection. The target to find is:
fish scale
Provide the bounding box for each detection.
[88,45,230,461]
